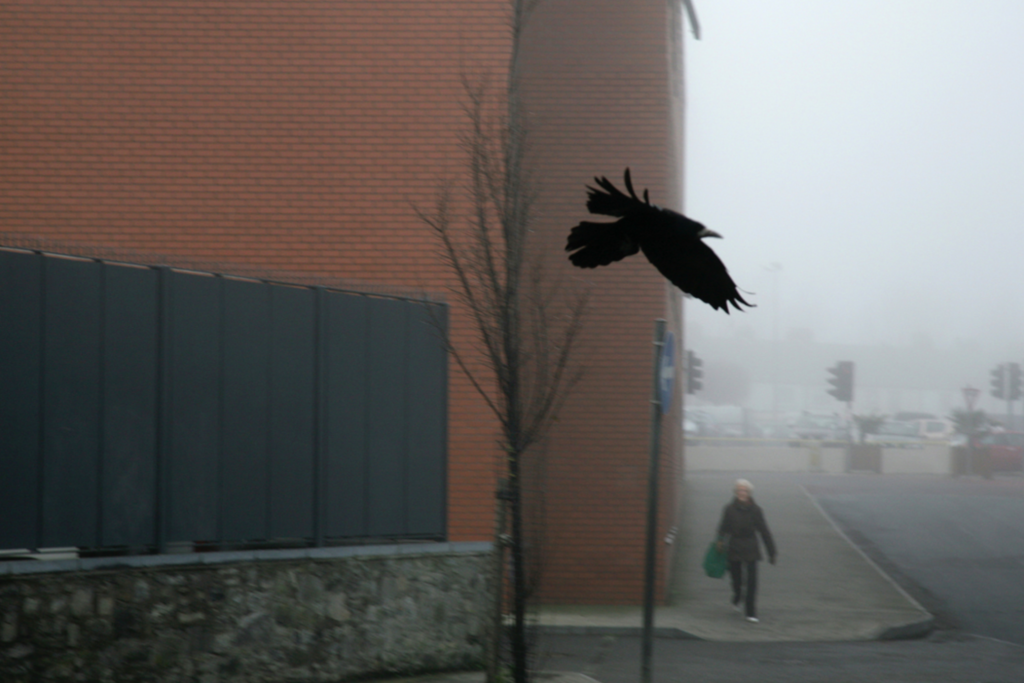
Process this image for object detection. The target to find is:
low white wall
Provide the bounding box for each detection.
[880,445,952,474]
[686,442,951,475]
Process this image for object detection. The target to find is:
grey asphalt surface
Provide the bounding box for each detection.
[533,631,1024,683]
[805,472,1024,645]
[382,632,1024,683]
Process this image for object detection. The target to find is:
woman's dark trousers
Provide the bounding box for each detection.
[729,560,758,617]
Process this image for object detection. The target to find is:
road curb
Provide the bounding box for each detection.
[876,617,936,641]
[800,483,935,640]
[533,625,703,640]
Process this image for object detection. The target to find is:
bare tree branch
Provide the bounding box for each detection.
[417,3,587,681]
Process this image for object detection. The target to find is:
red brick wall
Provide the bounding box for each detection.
[0,0,512,543]
[518,0,685,604]
[0,0,684,603]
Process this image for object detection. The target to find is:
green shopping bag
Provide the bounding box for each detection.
[703,539,727,578]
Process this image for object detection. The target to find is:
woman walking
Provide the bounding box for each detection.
[717,478,776,623]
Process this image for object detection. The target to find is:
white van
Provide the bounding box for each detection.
[913,418,955,442]
[865,420,923,447]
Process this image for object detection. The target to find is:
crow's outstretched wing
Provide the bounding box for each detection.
[640,234,750,313]
[585,169,653,218]
[565,221,639,268]
[567,170,650,267]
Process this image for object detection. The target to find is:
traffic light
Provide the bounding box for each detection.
[686,350,703,394]
[826,361,854,402]
[991,364,1006,400]
[1008,362,1022,401]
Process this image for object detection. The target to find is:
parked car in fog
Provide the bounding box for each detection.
[979,431,1024,471]
[684,409,723,443]
[865,420,924,447]
[913,418,955,442]
[757,421,795,440]
[791,413,845,441]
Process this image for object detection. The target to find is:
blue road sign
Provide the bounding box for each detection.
[659,332,674,414]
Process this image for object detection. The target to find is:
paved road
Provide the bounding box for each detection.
[805,473,1024,646]
[534,632,1024,683]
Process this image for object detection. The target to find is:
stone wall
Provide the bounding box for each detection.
[0,543,490,682]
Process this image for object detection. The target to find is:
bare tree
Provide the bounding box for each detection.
[949,408,989,438]
[417,3,586,682]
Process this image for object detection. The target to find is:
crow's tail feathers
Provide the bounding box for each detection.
[565,220,639,268]
[708,289,755,314]
[586,168,650,217]
[724,290,755,314]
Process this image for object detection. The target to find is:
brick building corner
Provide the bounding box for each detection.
[0,0,687,605]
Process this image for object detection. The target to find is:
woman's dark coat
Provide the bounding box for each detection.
[717,497,776,563]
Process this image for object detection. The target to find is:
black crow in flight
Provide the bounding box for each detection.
[565,168,752,313]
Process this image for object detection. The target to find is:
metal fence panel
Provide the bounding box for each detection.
[366,297,408,536]
[268,285,316,539]
[405,303,448,537]
[42,257,102,548]
[0,250,448,553]
[166,271,222,543]
[101,263,159,548]
[221,277,271,542]
[323,291,369,539]
[0,250,43,549]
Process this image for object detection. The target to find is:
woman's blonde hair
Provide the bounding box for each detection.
[735,478,753,492]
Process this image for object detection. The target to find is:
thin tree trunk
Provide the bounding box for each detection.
[487,479,509,683]
[420,4,587,681]
[508,447,527,683]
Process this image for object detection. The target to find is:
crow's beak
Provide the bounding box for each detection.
[699,228,723,239]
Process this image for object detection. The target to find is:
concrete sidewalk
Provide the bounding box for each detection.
[536,472,934,642]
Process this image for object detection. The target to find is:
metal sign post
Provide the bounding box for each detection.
[659,331,675,414]
[642,319,670,683]
[962,386,980,476]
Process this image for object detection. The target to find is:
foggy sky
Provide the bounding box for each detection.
[684,1,1024,354]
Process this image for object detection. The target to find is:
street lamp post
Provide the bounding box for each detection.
[961,386,980,476]
[764,262,782,422]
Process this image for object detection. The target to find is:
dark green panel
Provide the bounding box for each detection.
[405,302,448,538]
[366,297,407,537]
[101,264,159,547]
[323,292,369,539]
[0,250,42,549]
[42,256,102,548]
[221,278,271,542]
[267,284,315,540]
[166,271,221,543]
